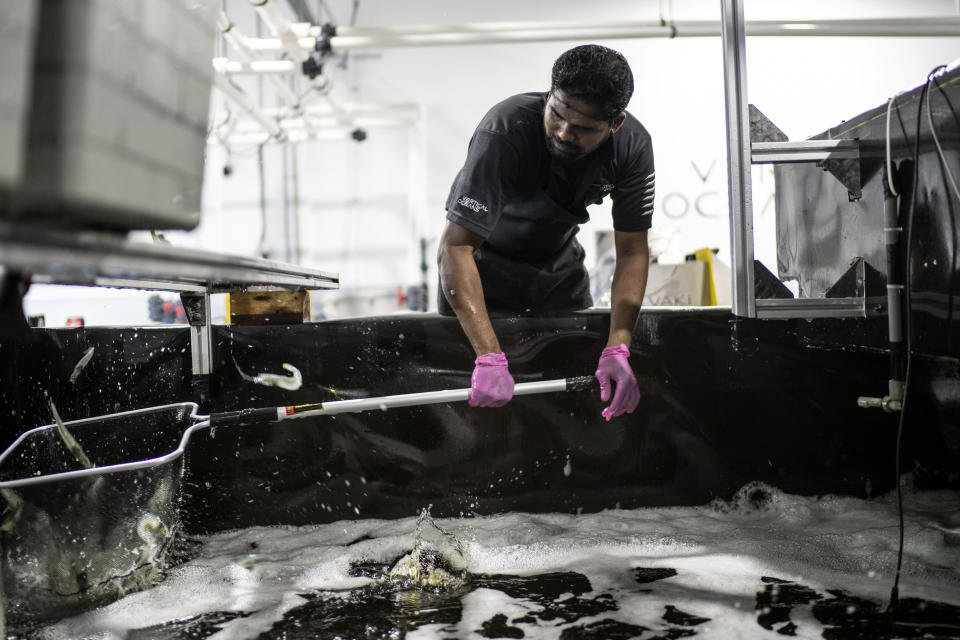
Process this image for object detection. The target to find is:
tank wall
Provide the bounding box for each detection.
[2,311,956,534]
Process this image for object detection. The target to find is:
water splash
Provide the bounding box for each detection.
[388,506,470,591]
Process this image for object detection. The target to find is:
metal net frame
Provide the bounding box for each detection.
[0,403,206,629]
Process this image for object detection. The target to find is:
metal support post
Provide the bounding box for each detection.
[721,0,755,318]
[181,292,214,404]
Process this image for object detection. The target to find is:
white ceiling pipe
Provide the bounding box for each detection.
[242,17,960,52]
[212,101,421,119]
[210,118,417,145]
[214,57,298,75]
[208,130,350,145]
[212,74,284,139]
[228,115,417,136]
[310,101,421,114]
[312,17,960,37]
[281,115,418,128]
[217,13,302,107]
[249,0,310,63]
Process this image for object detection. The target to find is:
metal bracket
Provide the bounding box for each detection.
[825,257,887,301]
[751,140,861,205]
[749,103,862,200]
[820,154,863,201]
[181,292,213,377]
[749,104,788,143]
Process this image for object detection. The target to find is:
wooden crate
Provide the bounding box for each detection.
[228,290,311,325]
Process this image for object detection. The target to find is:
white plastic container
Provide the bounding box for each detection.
[0,1,39,203]
[17,0,218,230]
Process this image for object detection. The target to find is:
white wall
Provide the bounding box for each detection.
[186,0,960,312]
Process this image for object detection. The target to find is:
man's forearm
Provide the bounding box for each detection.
[439,246,502,356]
[607,252,649,348]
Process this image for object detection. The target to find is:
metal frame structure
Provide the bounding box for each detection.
[720,0,755,317]
[1,221,339,375]
[0,223,338,291]
[720,0,867,319]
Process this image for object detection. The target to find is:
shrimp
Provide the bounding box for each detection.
[68,347,95,384]
[47,395,94,469]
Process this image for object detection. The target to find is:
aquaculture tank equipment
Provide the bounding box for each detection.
[2,2,960,638]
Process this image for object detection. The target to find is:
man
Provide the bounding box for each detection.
[437,44,653,421]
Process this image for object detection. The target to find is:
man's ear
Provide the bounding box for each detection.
[610,112,627,133]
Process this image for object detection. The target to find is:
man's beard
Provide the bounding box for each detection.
[545,134,587,163]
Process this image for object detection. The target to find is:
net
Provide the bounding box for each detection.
[0,403,202,629]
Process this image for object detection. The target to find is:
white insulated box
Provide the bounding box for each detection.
[0,1,39,205]
[16,0,218,230]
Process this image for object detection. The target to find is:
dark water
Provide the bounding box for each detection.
[36,563,957,640]
[17,488,960,639]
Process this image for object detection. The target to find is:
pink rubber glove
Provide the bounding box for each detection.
[595,344,640,421]
[469,352,515,407]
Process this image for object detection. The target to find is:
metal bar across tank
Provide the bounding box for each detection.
[0,221,339,292]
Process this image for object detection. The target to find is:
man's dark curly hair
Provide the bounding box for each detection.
[550,44,634,122]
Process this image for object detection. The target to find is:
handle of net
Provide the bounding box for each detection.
[209,376,597,426]
[281,375,597,420]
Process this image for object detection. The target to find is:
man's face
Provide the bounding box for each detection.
[543,89,625,163]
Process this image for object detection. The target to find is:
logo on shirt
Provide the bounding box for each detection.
[600,183,614,194]
[457,195,489,214]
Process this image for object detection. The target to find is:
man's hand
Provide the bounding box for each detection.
[470,352,515,407]
[595,344,640,421]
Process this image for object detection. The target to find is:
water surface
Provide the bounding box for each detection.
[32,483,960,639]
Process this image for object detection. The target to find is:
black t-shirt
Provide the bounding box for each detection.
[445,92,655,263]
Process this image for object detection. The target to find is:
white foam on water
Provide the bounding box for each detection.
[35,483,960,639]
[413,588,533,640]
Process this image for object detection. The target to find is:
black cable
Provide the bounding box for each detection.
[887,73,925,612]
[887,65,951,611]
